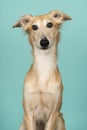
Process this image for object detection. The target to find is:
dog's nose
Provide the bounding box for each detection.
[40,38,49,49]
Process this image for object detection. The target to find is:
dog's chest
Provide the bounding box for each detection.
[24,52,61,121]
[24,80,60,122]
[24,75,60,121]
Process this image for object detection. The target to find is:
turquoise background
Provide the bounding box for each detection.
[0,0,87,130]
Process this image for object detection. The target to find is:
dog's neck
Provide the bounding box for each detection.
[32,45,58,82]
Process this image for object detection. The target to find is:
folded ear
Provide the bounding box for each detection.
[49,10,72,24]
[13,14,33,30]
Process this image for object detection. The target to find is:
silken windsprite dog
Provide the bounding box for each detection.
[13,10,71,130]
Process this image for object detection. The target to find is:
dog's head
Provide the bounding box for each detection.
[13,10,71,50]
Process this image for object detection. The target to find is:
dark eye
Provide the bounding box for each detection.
[32,25,38,30]
[46,22,53,28]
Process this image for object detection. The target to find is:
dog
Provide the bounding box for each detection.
[13,10,71,130]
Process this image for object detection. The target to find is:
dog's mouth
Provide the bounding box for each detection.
[40,46,49,50]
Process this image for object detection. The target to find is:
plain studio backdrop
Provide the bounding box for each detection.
[0,0,87,130]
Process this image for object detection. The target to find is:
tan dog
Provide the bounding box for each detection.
[13,10,71,130]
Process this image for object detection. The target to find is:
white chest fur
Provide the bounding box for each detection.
[33,47,57,83]
[24,48,61,122]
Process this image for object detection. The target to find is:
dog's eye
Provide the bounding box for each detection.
[46,22,53,28]
[32,25,38,30]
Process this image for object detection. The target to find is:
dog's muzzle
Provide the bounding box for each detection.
[40,37,49,50]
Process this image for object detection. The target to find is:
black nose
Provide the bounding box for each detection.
[40,38,49,49]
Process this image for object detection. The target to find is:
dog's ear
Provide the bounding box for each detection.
[49,10,72,24]
[13,14,33,30]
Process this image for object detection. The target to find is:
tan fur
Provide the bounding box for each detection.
[13,10,71,130]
